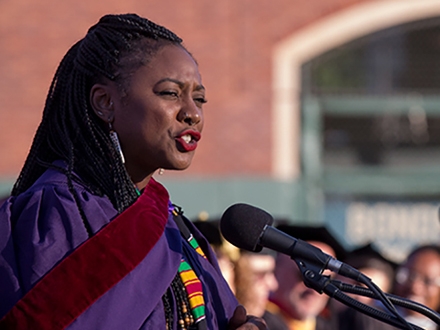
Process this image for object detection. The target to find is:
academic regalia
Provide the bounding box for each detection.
[0,161,237,329]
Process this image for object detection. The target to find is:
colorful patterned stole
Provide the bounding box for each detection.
[171,206,208,330]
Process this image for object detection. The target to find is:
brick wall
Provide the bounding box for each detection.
[0,0,364,177]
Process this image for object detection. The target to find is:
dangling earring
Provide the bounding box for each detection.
[158,168,164,175]
[109,121,125,164]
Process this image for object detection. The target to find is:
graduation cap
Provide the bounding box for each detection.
[344,242,398,272]
[192,218,241,262]
[192,219,223,247]
[275,223,347,261]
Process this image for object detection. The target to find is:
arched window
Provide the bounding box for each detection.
[303,17,440,170]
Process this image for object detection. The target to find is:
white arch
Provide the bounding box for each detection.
[272,0,440,180]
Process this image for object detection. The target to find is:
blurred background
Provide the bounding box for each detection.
[1,0,440,262]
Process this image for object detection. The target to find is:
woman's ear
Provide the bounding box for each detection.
[90,83,114,123]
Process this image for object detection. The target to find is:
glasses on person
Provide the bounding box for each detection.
[395,267,440,288]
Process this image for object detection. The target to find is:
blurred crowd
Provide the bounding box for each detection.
[193,218,440,330]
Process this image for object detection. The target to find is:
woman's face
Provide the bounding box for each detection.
[111,44,205,184]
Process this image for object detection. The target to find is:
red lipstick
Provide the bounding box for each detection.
[176,130,201,152]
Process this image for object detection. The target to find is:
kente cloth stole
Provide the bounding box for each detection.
[172,207,207,326]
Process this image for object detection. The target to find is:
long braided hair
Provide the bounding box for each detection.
[12,14,182,217]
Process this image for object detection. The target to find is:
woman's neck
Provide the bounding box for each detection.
[134,175,152,191]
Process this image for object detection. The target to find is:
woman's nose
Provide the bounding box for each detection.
[179,111,200,126]
[178,100,202,126]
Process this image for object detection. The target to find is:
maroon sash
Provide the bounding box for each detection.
[0,178,169,330]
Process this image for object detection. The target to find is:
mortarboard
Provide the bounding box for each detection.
[192,219,223,247]
[275,223,347,260]
[344,242,398,271]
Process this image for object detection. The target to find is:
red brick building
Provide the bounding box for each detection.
[2,0,440,258]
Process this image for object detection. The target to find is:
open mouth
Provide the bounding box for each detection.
[176,130,201,152]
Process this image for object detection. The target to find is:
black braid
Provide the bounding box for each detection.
[162,287,174,330]
[12,13,183,215]
[66,144,94,237]
[163,275,197,330]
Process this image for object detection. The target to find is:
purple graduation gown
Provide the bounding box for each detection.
[0,163,238,329]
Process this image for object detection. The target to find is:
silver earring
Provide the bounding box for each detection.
[109,122,125,164]
[158,168,164,175]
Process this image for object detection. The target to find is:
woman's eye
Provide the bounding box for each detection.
[194,97,207,105]
[158,91,178,97]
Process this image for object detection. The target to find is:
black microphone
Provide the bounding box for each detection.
[220,203,361,280]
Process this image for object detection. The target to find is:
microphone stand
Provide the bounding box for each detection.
[293,258,427,330]
[331,280,440,325]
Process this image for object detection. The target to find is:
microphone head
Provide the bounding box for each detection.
[220,203,274,252]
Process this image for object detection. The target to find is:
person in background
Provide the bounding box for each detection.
[193,218,240,293]
[265,225,346,330]
[393,244,440,330]
[194,217,278,318]
[336,243,397,330]
[337,243,396,308]
[0,13,266,330]
[234,249,278,318]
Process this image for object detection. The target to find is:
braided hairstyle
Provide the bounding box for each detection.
[12,14,183,217]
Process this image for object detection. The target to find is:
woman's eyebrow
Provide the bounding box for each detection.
[156,78,205,91]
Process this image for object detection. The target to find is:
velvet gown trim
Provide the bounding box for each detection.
[0,178,169,330]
